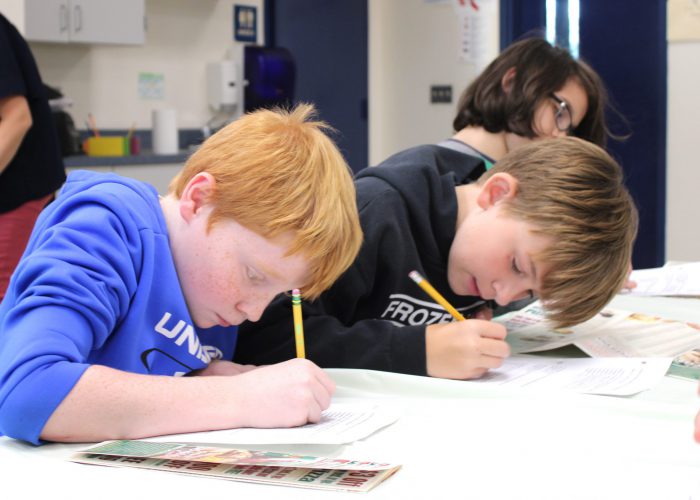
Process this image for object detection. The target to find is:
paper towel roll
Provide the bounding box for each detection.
[152,109,178,155]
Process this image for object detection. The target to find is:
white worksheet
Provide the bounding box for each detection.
[145,403,400,445]
[626,262,700,297]
[469,356,672,396]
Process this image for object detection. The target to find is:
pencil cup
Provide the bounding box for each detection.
[85,136,129,157]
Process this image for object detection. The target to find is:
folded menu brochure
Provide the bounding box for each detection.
[495,301,700,381]
[70,440,401,493]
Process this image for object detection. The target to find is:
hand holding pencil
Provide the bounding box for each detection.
[409,270,509,380]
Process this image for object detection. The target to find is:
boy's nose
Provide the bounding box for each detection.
[238,294,276,323]
[241,302,266,323]
[493,282,527,306]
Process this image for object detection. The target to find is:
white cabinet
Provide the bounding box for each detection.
[112,164,181,195]
[66,163,182,195]
[0,0,145,44]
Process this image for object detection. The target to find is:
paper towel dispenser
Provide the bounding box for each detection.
[244,46,295,112]
[206,60,238,112]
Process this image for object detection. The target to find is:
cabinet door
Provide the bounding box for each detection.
[112,164,182,195]
[22,0,70,42]
[69,0,144,45]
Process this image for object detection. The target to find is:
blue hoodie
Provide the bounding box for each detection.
[0,171,237,444]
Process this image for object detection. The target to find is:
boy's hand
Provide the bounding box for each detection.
[425,320,509,380]
[229,358,335,428]
[622,262,637,291]
[473,304,494,320]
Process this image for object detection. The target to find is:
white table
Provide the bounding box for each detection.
[2,294,699,499]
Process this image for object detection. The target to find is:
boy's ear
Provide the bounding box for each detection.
[476,173,518,209]
[501,67,517,94]
[179,172,216,223]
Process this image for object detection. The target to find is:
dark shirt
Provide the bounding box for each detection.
[0,14,65,213]
[234,145,487,375]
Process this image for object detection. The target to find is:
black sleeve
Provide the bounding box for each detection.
[233,281,428,376]
[234,186,429,376]
[0,19,26,99]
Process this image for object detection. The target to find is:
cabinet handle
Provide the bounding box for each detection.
[59,4,68,32]
[73,5,82,32]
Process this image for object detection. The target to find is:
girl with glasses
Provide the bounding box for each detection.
[448,37,619,168]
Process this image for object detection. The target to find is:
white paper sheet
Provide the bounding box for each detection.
[494,301,634,353]
[469,356,672,396]
[145,403,400,445]
[625,262,700,296]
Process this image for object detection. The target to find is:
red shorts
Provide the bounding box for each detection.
[0,194,53,300]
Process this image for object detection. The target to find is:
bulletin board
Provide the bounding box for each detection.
[668,0,700,41]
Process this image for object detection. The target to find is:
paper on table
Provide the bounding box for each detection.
[496,300,700,357]
[70,440,402,493]
[146,403,399,445]
[494,301,633,354]
[573,311,700,381]
[574,311,700,358]
[625,262,700,297]
[469,356,671,396]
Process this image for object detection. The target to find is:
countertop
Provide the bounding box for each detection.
[66,128,202,167]
[64,150,190,167]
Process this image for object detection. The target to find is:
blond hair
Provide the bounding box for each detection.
[478,137,638,327]
[169,104,362,299]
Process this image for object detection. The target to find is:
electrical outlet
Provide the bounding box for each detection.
[430,85,452,104]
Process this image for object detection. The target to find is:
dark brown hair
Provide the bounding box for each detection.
[453,37,615,148]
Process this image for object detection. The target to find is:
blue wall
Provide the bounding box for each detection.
[267,0,368,172]
[501,0,667,269]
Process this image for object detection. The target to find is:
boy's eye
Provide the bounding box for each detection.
[511,259,523,275]
[246,267,262,282]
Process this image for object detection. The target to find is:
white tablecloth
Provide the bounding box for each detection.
[2,294,699,499]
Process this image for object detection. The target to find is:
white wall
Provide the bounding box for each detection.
[368,0,499,165]
[666,41,700,262]
[12,1,700,261]
[28,0,263,130]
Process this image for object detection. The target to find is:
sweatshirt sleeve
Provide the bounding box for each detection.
[235,185,429,376]
[234,275,428,375]
[0,199,140,444]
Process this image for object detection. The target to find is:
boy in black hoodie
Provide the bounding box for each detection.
[234,137,637,380]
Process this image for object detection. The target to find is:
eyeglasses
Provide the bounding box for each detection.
[550,94,573,134]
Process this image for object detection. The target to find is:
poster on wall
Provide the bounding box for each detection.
[234,5,257,42]
[451,0,497,72]
[668,0,700,42]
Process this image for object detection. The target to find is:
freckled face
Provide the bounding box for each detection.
[172,205,309,328]
[447,204,552,306]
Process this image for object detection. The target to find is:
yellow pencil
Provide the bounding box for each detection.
[408,270,465,321]
[291,288,306,358]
